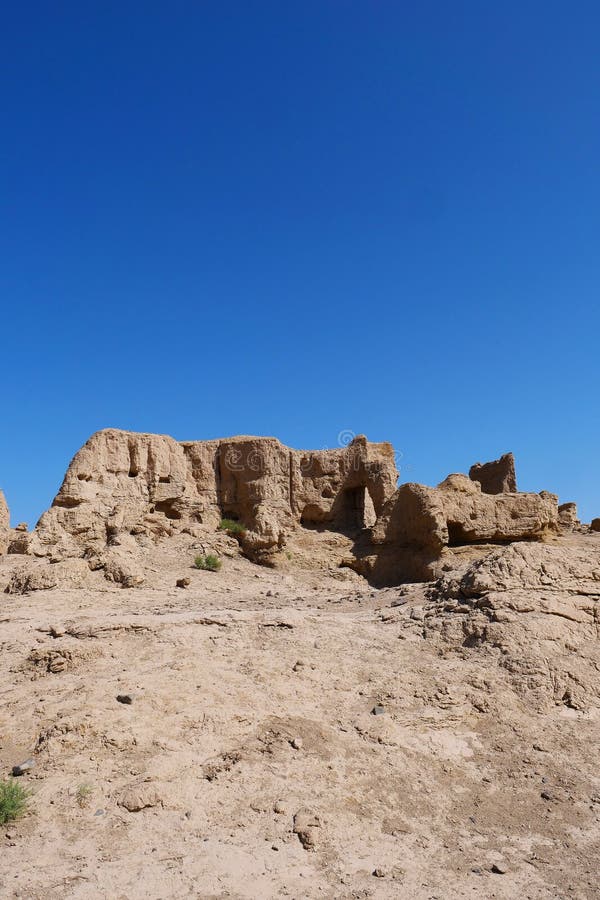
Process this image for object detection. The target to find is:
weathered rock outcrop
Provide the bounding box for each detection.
[27,429,399,564]
[469,452,517,494]
[434,539,600,598]
[0,490,9,555]
[425,542,600,711]
[365,473,558,584]
[5,558,96,594]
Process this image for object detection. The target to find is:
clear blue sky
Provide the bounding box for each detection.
[2,2,599,526]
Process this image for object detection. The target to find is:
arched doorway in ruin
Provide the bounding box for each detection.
[332,484,378,532]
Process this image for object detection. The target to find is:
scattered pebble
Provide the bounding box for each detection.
[293,808,320,850]
[373,868,385,878]
[176,577,190,589]
[273,800,286,814]
[119,784,162,812]
[491,863,507,874]
[541,791,554,801]
[372,705,385,716]
[291,737,303,750]
[116,694,134,705]
[12,759,35,777]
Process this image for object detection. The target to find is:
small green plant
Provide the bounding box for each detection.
[285,550,293,561]
[219,518,246,536]
[0,778,30,825]
[76,783,93,808]
[194,554,222,572]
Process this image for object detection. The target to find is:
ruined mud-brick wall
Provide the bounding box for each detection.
[27,429,399,558]
[469,452,517,494]
[558,502,579,530]
[365,473,559,584]
[9,432,567,588]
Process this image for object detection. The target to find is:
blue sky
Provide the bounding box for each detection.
[1,1,599,525]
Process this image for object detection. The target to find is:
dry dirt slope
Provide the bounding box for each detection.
[0,535,599,899]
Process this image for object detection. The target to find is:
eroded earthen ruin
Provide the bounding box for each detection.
[0,429,587,587]
[469,452,517,494]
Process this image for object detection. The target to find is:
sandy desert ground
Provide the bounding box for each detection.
[0,528,599,900]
